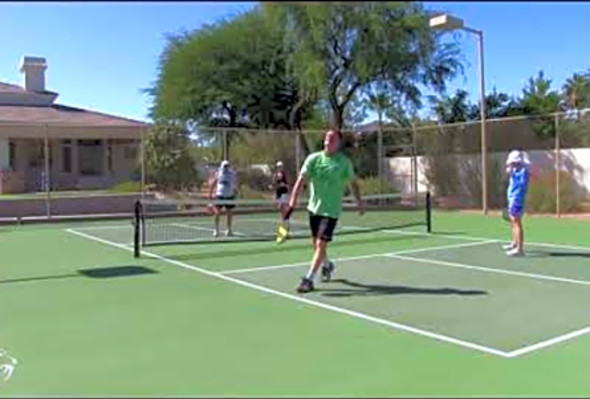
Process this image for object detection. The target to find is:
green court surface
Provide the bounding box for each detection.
[2,211,590,396]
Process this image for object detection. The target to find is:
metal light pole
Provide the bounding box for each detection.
[429,14,488,214]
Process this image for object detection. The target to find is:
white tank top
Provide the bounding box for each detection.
[215,168,236,197]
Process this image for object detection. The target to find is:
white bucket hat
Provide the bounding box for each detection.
[506,150,530,166]
[276,161,284,167]
[220,160,230,168]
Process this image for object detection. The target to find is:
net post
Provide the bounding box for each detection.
[426,191,432,233]
[134,200,141,258]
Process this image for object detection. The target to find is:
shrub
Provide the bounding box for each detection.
[238,185,270,199]
[237,168,272,193]
[109,181,142,193]
[356,176,398,196]
[526,170,581,213]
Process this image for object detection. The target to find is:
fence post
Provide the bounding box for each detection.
[43,123,51,219]
[140,126,146,198]
[377,119,384,195]
[222,129,228,161]
[555,113,561,218]
[411,123,418,198]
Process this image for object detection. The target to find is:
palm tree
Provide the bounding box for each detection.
[520,70,561,115]
[562,72,590,119]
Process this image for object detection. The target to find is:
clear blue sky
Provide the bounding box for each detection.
[1,2,589,123]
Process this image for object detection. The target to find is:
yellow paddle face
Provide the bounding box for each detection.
[276,223,289,243]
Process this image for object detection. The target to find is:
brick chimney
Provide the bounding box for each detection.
[20,56,47,93]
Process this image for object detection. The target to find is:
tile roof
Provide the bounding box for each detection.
[0,104,149,127]
[0,82,26,94]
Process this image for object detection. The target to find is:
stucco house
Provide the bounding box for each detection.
[0,56,150,194]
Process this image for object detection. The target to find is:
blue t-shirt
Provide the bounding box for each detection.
[507,167,529,206]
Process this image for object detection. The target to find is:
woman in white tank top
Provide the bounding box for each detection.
[208,160,238,237]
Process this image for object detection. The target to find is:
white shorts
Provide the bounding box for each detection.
[276,193,289,205]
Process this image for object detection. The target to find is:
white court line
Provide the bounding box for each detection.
[171,223,248,237]
[390,254,590,287]
[384,228,590,253]
[67,224,131,231]
[506,324,590,358]
[65,227,511,358]
[221,239,498,275]
[221,253,390,275]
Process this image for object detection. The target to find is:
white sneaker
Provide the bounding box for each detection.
[502,242,516,250]
[225,230,234,237]
[213,230,220,238]
[506,247,524,257]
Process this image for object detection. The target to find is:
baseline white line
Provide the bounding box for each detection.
[390,254,590,287]
[65,228,510,358]
[221,253,389,275]
[66,224,131,231]
[171,223,248,237]
[221,239,497,275]
[391,239,499,256]
[383,228,590,252]
[506,324,590,358]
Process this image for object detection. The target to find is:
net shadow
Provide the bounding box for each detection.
[168,232,428,262]
[0,265,158,285]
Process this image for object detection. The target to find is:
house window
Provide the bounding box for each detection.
[28,141,44,168]
[78,139,103,176]
[62,145,72,173]
[124,146,137,160]
[107,144,113,173]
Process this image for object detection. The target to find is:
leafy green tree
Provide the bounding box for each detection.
[429,89,471,123]
[144,123,200,192]
[519,70,561,115]
[517,70,561,140]
[468,88,523,120]
[146,7,316,160]
[264,2,463,130]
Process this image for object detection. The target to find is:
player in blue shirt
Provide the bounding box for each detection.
[503,150,530,256]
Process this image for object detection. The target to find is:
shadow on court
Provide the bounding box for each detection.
[0,265,157,285]
[318,278,488,298]
[526,251,590,258]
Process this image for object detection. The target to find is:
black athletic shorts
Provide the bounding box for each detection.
[214,195,235,210]
[309,212,338,242]
[276,186,288,199]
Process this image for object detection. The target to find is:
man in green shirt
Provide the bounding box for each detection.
[286,129,364,293]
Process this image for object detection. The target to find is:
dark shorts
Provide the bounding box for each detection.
[508,202,524,218]
[309,212,338,242]
[276,186,288,199]
[214,195,235,210]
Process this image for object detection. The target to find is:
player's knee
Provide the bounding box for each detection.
[315,239,328,251]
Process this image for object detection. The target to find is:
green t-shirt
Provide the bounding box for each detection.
[300,150,355,219]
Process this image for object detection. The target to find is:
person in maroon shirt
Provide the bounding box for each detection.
[273,161,289,220]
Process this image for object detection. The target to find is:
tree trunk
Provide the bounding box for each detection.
[331,107,344,131]
[225,107,237,161]
[377,110,383,195]
[289,96,313,161]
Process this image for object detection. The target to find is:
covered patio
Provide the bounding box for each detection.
[0,105,150,194]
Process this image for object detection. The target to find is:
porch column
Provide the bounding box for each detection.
[43,124,51,217]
